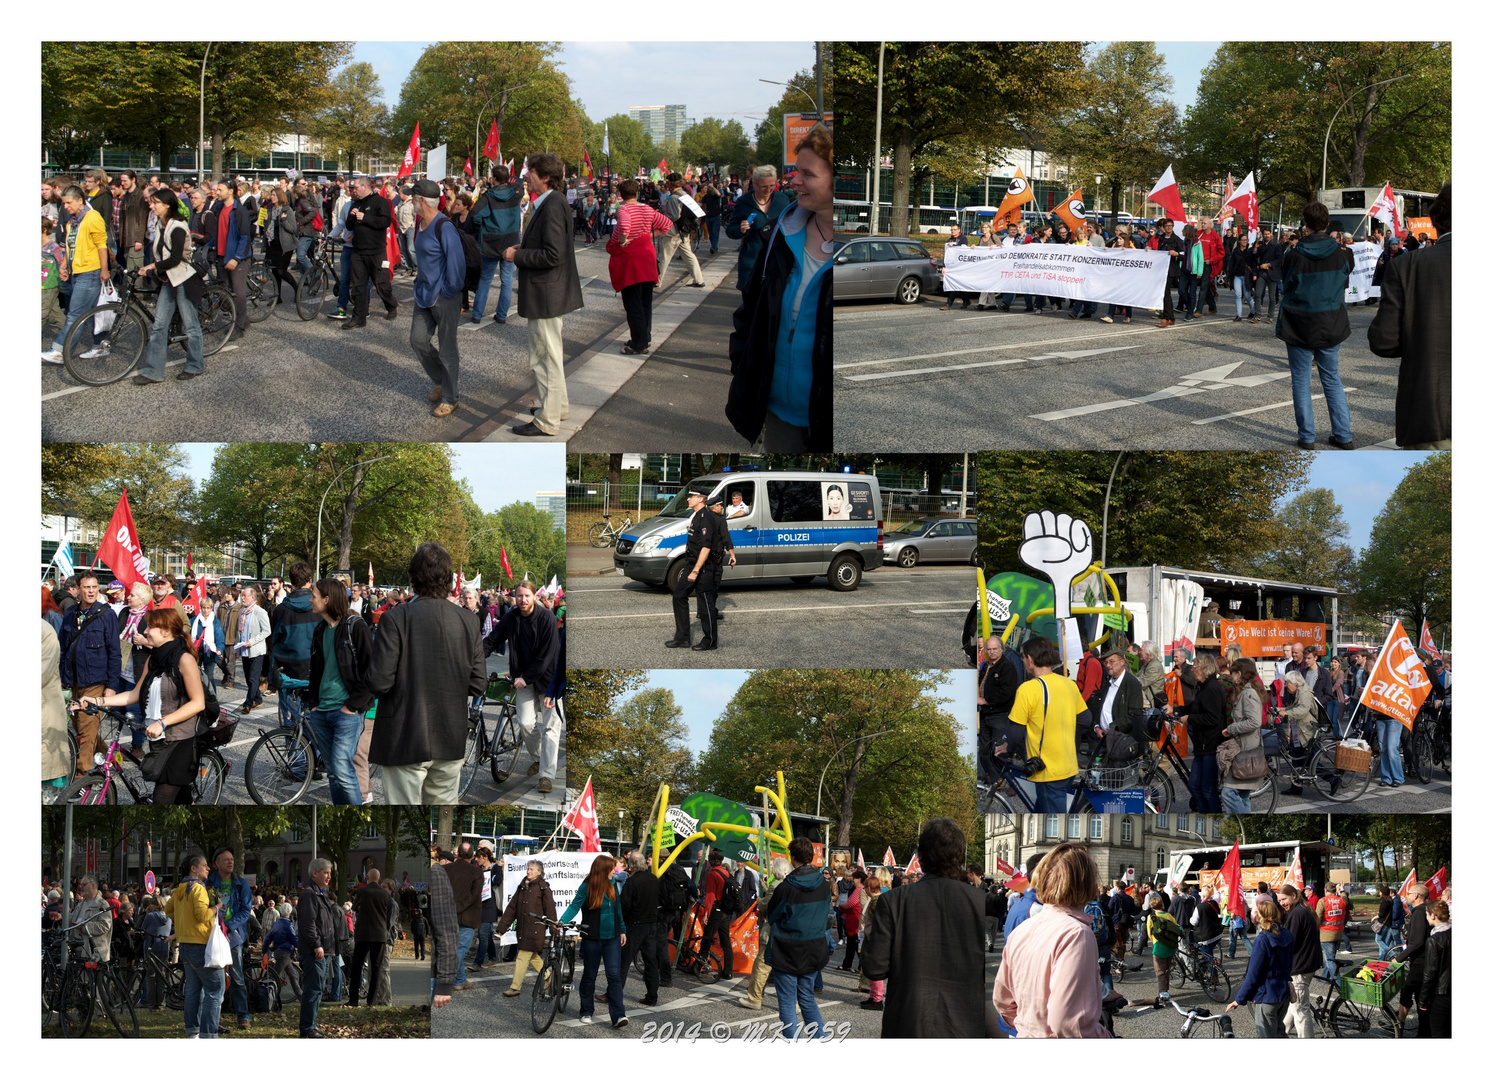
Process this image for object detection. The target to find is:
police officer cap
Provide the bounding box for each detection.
[686,482,713,498]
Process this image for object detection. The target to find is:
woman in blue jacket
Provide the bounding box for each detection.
[560,854,628,1028]
[1227,897,1294,1037]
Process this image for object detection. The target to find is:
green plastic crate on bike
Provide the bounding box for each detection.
[1337,960,1405,1007]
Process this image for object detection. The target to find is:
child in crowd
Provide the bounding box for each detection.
[41,215,69,334]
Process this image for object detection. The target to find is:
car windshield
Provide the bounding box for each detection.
[890,519,932,535]
[656,486,709,519]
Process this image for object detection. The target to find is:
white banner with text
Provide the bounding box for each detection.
[498,851,596,945]
[942,245,1171,308]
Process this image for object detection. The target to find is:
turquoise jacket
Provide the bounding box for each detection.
[767,208,830,428]
[561,881,627,941]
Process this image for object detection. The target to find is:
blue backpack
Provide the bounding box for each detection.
[1085,899,1113,945]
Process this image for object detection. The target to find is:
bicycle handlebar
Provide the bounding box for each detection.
[1130,996,1234,1026]
[71,701,148,728]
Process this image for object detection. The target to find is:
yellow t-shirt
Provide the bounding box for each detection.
[70,209,109,273]
[1008,673,1083,782]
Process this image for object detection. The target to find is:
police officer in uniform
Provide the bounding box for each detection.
[665,483,726,651]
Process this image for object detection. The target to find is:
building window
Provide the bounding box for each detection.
[1090,816,1104,839]
[1027,816,1037,842]
[1197,818,1208,837]
[1177,813,1188,833]
[364,822,379,840]
[1156,813,1168,831]
[289,827,305,843]
[999,814,1013,828]
[1121,818,1134,843]
[1212,819,1223,838]
[1067,814,1081,839]
[1045,814,1060,839]
[1156,846,1168,871]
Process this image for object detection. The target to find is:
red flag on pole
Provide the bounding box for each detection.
[1419,619,1442,661]
[996,857,1016,877]
[658,157,669,176]
[483,119,500,162]
[561,777,602,851]
[855,848,865,869]
[1148,163,1186,225]
[463,157,473,179]
[500,546,513,581]
[1425,867,1447,901]
[1219,841,1247,919]
[188,573,207,619]
[582,150,594,182]
[1224,171,1259,240]
[398,122,420,179]
[96,489,150,591]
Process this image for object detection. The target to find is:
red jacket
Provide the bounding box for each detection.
[606,201,673,292]
[1200,229,1225,276]
[701,863,729,919]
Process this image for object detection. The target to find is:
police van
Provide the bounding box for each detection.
[612,470,884,592]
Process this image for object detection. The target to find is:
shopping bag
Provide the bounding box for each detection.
[94,276,121,334]
[205,918,232,969]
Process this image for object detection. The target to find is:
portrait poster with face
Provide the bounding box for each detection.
[821,481,874,521]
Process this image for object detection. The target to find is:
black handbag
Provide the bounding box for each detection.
[138,740,171,782]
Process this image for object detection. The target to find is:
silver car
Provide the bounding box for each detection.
[833,237,940,304]
[881,517,977,568]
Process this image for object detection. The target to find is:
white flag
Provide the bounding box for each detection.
[426,144,448,182]
[1369,184,1402,235]
[602,122,609,157]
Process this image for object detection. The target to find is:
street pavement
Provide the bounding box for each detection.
[41,238,742,446]
[566,563,975,669]
[834,297,1406,451]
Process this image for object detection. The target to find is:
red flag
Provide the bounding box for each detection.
[855,848,865,869]
[905,852,923,875]
[1219,841,1247,919]
[1148,163,1186,226]
[996,857,1016,877]
[483,119,500,162]
[500,546,513,581]
[1419,619,1442,661]
[658,157,669,176]
[188,573,207,619]
[1399,867,1418,901]
[186,551,194,576]
[96,490,150,591]
[398,122,420,179]
[561,777,602,851]
[452,567,463,599]
[1007,873,1029,893]
[1425,867,1447,901]
[1223,171,1259,239]
[463,157,473,179]
[1286,851,1304,891]
[581,150,594,182]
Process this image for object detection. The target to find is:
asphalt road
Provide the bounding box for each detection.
[834,297,1407,451]
[566,563,976,669]
[41,238,737,445]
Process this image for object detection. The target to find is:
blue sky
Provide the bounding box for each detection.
[1301,451,1433,552]
[179,443,565,516]
[633,669,977,758]
[1137,42,1220,112]
[350,42,817,131]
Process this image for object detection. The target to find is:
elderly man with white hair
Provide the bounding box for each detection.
[407,178,471,419]
[1137,640,1166,706]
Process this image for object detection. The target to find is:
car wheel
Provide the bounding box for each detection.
[896,276,921,305]
[969,548,978,566]
[664,560,686,593]
[827,554,862,592]
[897,547,919,568]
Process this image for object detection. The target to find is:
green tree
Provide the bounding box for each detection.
[1246,488,1356,594]
[73,443,197,559]
[836,43,1087,236]
[753,68,829,177]
[976,451,1311,576]
[310,62,391,174]
[1044,43,1178,232]
[694,670,970,849]
[679,117,752,176]
[583,688,694,843]
[42,444,128,517]
[566,670,650,777]
[195,443,305,578]
[1353,453,1450,642]
[461,502,564,589]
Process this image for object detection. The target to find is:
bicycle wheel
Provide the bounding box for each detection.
[457,717,486,801]
[60,773,118,805]
[558,946,575,1013]
[295,265,326,320]
[1330,994,1401,1038]
[1411,727,1438,782]
[1170,955,1189,989]
[1248,758,1280,814]
[530,957,561,1034]
[687,947,719,985]
[1142,767,1174,813]
[1309,745,1371,803]
[588,522,612,548]
[244,729,315,804]
[63,303,147,385]
[58,967,94,1038]
[977,786,1018,815]
[244,263,278,323]
[197,284,238,355]
[164,963,185,1010]
[99,965,140,1037]
[1200,959,1231,1003]
[490,706,524,784]
[192,750,226,805]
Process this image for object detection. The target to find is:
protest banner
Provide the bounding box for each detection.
[941,244,1170,308]
[1218,618,1328,657]
[1405,217,1438,241]
[499,851,590,946]
[1345,242,1381,302]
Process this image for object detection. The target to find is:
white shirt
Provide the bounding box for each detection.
[1099,676,1123,731]
[726,502,750,518]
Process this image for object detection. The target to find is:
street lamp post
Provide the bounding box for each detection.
[1320,74,1412,193]
[314,454,394,579]
[759,78,817,114]
[1101,451,1126,568]
[871,42,884,237]
[816,729,896,819]
[199,42,216,182]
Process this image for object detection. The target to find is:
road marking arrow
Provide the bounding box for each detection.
[1031,360,1291,421]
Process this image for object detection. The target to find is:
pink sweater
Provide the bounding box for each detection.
[991,903,1112,1038]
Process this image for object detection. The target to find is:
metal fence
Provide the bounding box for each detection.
[565,482,973,544]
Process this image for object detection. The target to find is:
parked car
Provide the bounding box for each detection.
[880,516,977,568]
[833,236,940,304]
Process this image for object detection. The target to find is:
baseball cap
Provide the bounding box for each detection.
[412,178,441,199]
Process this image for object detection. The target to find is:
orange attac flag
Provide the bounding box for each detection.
[1398,867,1418,901]
[1286,852,1304,891]
[905,852,923,875]
[1361,620,1432,729]
[993,169,1035,229]
[882,846,895,868]
[1054,189,1087,234]
[1419,619,1441,661]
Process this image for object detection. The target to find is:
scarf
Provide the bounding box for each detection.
[139,637,190,711]
[121,606,146,643]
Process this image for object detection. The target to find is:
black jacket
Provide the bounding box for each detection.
[1174,674,1228,755]
[1156,231,1185,280]
[307,613,376,713]
[979,651,1020,718]
[1401,903,1430,974]
[297,884,340,959]
[483,604,559,689]
[1283,901,1322,976]
[1086,671,1146,734]
[348,193,392,255]
[1420,926,1450,1000]
[514,190,584,320]
[1368,235,1451,446]
[1256,240,1285,283]
[352,882,392,943]
[620,869,661,927]
[725,216,832,449]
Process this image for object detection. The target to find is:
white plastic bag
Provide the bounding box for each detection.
[93,276,120,334]
[204,918,231,969]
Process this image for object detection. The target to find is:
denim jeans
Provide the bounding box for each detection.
[1179,273,1200,317]
[225,943,248,1021]
[179,941,224,1038]
[412,292,462,403]
[705,214,721,251]
[456,925,475,985]
[1286,344,1353,444]
[1228,922,1248,958]
[1254,277,1279,316]
[472,256,514,321]
[139,278,204,380]
[295,235,314,275]
[1234,275,1255,317]
[475,921,496,965]
[337,242,354,313]
[1220,785,1252,813]
[579,936,626,1023]
[329,951,344,1001]
[1099,941,1114,995]
[772,971,827,1039]
[1377,717,1404,783]
[199,651,219,694]
[306,708,365,804]
[240,654,263,708]
[1376,924,1399,960]
[1191,752,1222,812]
[1033,777,1072,812]
[1321,938,1340,980]
[1327,698,1342,738]
[300,953,327,1035]
[53,267,101,352]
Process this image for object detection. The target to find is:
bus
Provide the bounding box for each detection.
[834,199,959,235]
[1155,839,1348,907]
[1317,187,1439,240]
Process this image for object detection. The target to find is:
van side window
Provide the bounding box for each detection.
[767,480,823,523]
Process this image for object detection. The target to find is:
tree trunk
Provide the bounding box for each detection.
[383,806,399,878]
[438,805,455,856]
[891,123,913,237]
[336,466,365,573]
[1110,179,1123,234]
[211,130,225,183]
[227,808,244,880]
[607,454,623,491]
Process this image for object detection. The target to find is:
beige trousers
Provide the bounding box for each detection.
[527,315,569,434]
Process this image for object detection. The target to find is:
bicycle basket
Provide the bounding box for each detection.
[1086,762,1144,791]
[200,715,240,749]
[1334,739,1374,773]
[1338,960,1405,1007]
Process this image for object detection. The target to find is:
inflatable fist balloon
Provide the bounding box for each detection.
[1019,511,1093,620]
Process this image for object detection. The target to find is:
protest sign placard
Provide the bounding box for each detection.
[942,245,1170,308]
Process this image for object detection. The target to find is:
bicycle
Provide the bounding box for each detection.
[61,268,236,385]
[243,677,319,803]
[295,237,343,320]
[588,513,634,548]
[645,904,724,984]
[459,674,524,801]
[60,704,227,805]
[528,913,582,1034]
[1306,962,1406,1038]
[46,908,139,1037]
[1407,699,1451,783]
[1171,939,1232,1003]
[1124,995,1234,1038]
[124,946,185,1012]
[978,740,1173,816]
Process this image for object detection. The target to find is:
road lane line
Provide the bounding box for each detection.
[833,326,1162,370]
[569,599,972,620]
[844,357,1028,382]
[1192,387,1358,424]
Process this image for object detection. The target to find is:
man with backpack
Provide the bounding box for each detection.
[656,176,705,287]
[268,562,319,687]
[1084,890,1116,995]
[471,165,524,324]
[293,182,322,276]
[657,849,696,987]
[408,178,472,419]
[701,849,741,981]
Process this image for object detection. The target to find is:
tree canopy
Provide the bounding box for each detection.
[1353,453,1450,643]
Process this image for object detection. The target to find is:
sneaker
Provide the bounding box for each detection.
[79,346,111,359]
[1099,316,1113,323]
[613,1017,629,1029]
[327,309,349,320]
[579,1015,594,1025]
[41,350,63,365]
